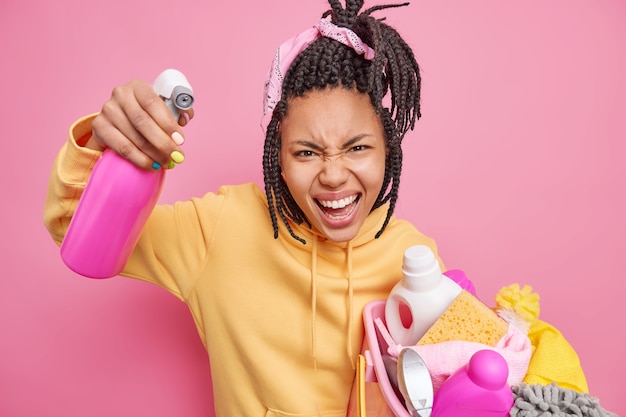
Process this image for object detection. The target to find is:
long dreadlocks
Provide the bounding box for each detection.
[263,0,421,244]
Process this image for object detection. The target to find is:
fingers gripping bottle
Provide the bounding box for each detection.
[60,69,194,279]
[385,245,463,346]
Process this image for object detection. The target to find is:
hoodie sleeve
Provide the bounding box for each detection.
[42,114,226,301]
[43,114,102,245]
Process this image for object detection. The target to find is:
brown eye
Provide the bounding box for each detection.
[350,145,368,152]
[295,150,318,159]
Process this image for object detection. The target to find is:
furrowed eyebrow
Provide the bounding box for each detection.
[341,134,370,149]
[294,141,324,151]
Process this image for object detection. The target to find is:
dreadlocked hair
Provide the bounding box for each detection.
[263,0,421,244]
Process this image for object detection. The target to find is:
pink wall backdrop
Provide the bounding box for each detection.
[1,0,624,415]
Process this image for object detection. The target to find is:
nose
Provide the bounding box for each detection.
[318,156,350,188]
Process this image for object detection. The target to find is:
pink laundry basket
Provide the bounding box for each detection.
[361,299,412,417]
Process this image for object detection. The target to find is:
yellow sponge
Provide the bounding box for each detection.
[417,290,508,346]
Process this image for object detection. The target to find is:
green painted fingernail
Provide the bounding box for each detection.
[168,161,175,169]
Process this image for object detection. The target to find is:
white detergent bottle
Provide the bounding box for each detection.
[385,245,463,346]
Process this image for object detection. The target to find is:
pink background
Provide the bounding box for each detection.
[1,0,624,415]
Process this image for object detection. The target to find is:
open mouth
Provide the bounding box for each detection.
[316,194,360,220]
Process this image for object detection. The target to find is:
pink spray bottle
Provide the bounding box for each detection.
[60,69,193,279]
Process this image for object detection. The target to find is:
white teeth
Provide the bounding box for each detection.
[318,195,357,209]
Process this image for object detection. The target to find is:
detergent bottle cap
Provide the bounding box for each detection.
[467,349,509,391]
[402,245,443,292]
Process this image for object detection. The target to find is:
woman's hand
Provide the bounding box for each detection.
[86,79,194,170]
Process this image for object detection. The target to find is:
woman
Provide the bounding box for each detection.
[44,0,442,415]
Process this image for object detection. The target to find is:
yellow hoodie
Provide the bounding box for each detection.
[44,115,443,417]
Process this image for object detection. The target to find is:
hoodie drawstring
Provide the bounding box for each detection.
[346,240,355,368]
[311,236,319,369]
[310,237,356,370]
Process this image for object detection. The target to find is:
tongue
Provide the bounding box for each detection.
[323,205,352,218]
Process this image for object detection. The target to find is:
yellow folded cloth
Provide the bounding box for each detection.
[523,319,589,393]
[495,284,588,393]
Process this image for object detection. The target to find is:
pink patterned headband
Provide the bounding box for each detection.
[261,16,376,132]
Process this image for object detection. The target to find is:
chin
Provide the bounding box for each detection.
[319,225,360,243]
